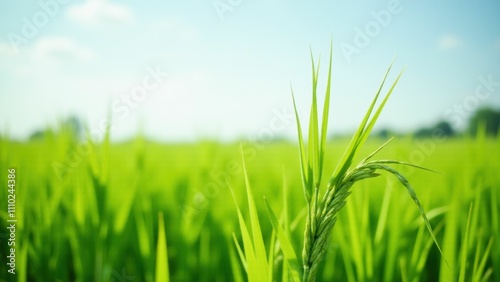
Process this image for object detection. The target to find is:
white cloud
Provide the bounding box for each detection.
[67,0,133,26]
[438,34,461,50]
[1,37,94,78]
[33,37,94,62]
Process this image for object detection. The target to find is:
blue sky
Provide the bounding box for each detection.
[1,0,499,141]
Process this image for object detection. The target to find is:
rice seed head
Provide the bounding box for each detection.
[294,46,441,282]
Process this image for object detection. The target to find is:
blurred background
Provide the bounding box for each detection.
[1,0,499,141]
[1,1,500,282]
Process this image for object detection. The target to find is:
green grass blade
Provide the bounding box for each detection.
[282,167,290,235]
[362,193,373,280]
[240,147,269,280]
[416,221,445,276]
[229,237,245,282]
[480,269,493,282]
[440,186,459,281]
[369,164,449,268]
[319,42,333,184]
[281,169,291,282]
[473,237,493,282]
[459,203,473,282]
[374,178,393,244]
[368,160,439,174]
[267,229,276,282]
[333,223,356,282]
[308,49,320,188]
[232,233,248,272]
[264,197,302,282]
[329,60,397,187]
[113,182,136,234]
[345,194,365,281]
[229,182,259,281]
[135,203,151,260]
[155,212,170,282]
[357,69,404,146]
[361,137,394,163]
[292,91,311,202]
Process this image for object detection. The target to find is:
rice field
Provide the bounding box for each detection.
[1,51,499,282]
[0,130,498,281]
[2,1,499,281]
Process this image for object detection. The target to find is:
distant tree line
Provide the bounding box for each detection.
[29,115,83,141]
[376,107,500,139]
[26,107,500,142]
[468,107,500,137]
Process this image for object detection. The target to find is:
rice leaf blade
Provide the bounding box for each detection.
[292,91,311,202]
[330,60,396,186]
[232,233,248,272]
[155,212,170,282]
[229,182,260,281]
[229,238,245,282]
[319,43,333,184]
[372,164,448,267]
[473,237,493,282]
[458,203,474,282]
[308,49,320,189]
[264,197,302,282]
[358,69,404,146]
[240,147,269,281]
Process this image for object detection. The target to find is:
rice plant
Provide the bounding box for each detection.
[262,45,445,282]
[1,45,499,282]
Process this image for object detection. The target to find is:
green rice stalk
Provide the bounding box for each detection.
[288,46,445,282]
